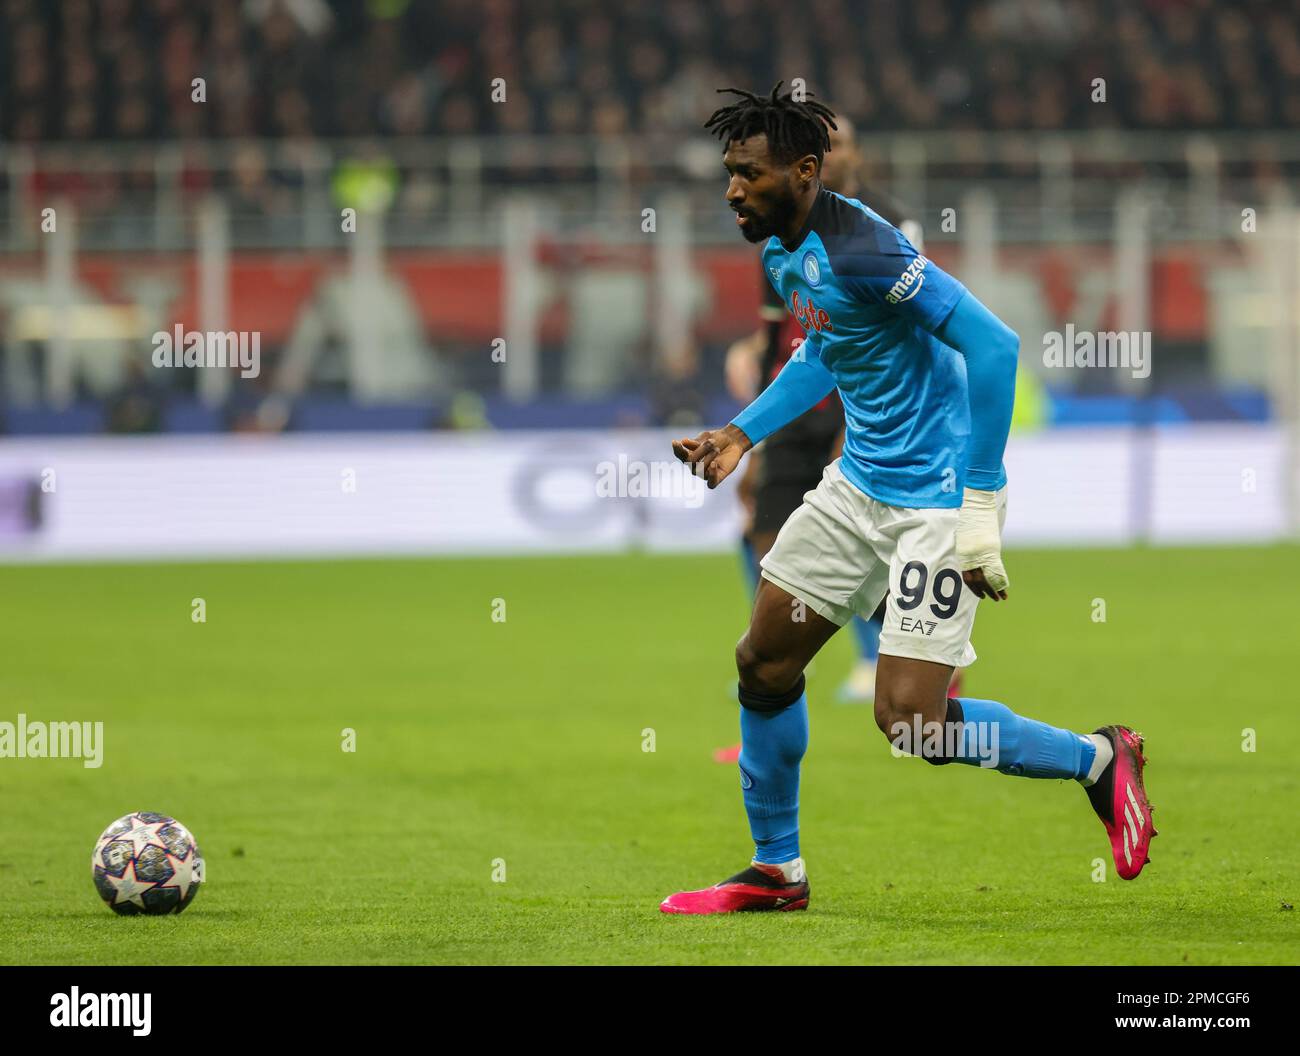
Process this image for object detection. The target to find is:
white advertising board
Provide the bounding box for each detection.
[0,426,1288,562]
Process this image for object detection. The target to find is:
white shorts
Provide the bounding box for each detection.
[758,459,1008,669]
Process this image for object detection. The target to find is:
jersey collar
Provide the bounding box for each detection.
[778,186,830,253]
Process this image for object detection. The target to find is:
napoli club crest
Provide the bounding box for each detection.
[802,251,821,287]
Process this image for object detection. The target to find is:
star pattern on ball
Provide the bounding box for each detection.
[159,850,198,901]
[104,859,153,909]
[117,816,171,857]
[92,813,203,916]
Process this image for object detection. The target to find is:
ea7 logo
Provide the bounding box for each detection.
[50,988,151,1036]
[899,615,938,636]
[885,256,929,304]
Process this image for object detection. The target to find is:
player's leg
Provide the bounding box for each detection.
[874,656,1101,780]
[869,492,1157,879]
[842,610,967,705]
[870,494,1101,776]
[709,457,805,765]
[734,572,840,855]
[662,577,840,914]
[662,462,873,914]
[714,456,764,765]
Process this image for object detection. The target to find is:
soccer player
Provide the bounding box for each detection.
[726,114,912,708]
[662,84,1157,913]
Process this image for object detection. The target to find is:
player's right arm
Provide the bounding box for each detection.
[672,331,835,489]
[726,258,792,402]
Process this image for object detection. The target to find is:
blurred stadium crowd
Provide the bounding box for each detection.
[0,0,1297,437]
[4,0,1299,140]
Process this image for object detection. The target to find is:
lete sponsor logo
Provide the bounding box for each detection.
[789,290,834,333]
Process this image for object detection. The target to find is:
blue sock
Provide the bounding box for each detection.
[850,612,882,662]
[951,697,1095,779]
[738,536,760,596]
[738,690,808,864]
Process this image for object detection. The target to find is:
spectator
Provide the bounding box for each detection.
[4,0,1297,143]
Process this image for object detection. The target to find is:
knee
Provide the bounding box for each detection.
[873,688,913,740]
[873,684,944,740]
[735,634,802,697]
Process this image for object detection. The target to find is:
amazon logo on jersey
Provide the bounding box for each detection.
[885,256,929,304]
[790,290,834,333]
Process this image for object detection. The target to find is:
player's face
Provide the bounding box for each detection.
[723,135,801,244]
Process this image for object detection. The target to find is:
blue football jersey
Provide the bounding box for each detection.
[759,188,979,509]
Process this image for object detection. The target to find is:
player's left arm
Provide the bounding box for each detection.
[844,239,1018,600]
[932,290,1019,601]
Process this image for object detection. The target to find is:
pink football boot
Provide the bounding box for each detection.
[1085,725,1158,880]
[660,861,809,914]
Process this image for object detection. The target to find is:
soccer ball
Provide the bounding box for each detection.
[91,812,204,915]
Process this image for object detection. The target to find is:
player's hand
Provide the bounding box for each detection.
[671,424,752,489]
[956,487,1009,601]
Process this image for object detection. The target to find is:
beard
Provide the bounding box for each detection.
[736,186,798,244]
[738,215,769,243]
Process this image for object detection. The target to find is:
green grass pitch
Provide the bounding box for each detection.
[0,546,1296,965]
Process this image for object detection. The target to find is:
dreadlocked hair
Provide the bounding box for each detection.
[703,81,838,166]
